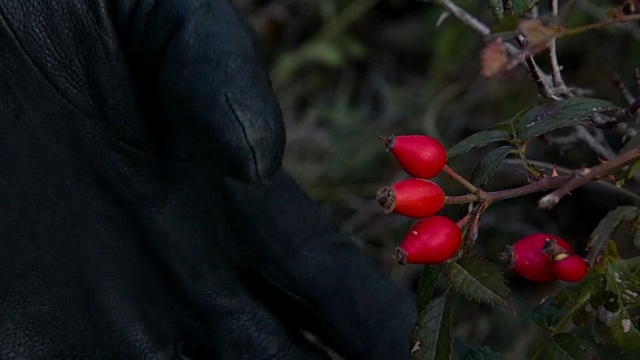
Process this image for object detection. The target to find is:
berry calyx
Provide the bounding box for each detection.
[552,254,588,282]
[380,134,447,179]
[394,216,462,265]
[507,233,573,283]
[376,178,445,219]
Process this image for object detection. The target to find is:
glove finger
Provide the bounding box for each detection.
[121,0,285,183]
[222,172,417,359]
[145,181,329,360]
[179,259,331,360]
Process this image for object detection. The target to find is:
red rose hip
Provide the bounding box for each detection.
[394,216,462,265]
[552,254,588,282]
[510,233,573,283]
[381,135,447,179]
[376,178,445,219]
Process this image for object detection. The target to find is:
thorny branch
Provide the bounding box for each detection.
[538,147,640,209]
[444,147,640,208]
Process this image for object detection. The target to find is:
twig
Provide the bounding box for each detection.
[445,175,572,205]
[615,97,640,122]
[540,132,579,149]
[538,147,640,209]
[548,41,566,91]
[445,148,640,207]
[561,13,640,37]
[575,0,640,41]
[574,125,616,160]
[514,35,557,99]
[433,0,558,100]
[431,0,490,36]
[442,165,479,194]
[548,0,569,94]
[613,73,636,104]
[526,56,557,99]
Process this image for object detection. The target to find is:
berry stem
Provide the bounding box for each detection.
[455,202,485,229]
[445,194,478,205]
[442,165,479,194]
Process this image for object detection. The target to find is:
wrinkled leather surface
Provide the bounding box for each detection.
[0,0,417,359]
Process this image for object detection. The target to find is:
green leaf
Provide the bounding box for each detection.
[411,294,452,360]
[518,98,616,140]
[447,130,511,158]
[471,146,514,187]
[488,0,504,22]
[603,257,640,307]
[620,133,640,154]
[624,160,640,183]
[532,296,564,329]
[592,306,640,352]
[512,0,540,16]
[488,0,539,21]
[489,119,515,133]
[461,346,505,360]
[446,257,510,308]
[545,333,597,360]
[586,206,639,264]
[417,264,446,311]
[621,134,640,182]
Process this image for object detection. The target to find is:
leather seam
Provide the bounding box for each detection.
[224,92,261,183]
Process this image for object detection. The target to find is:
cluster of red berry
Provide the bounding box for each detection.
[377,134,588,283]
[377,135,461,265]
[508,233,588,283]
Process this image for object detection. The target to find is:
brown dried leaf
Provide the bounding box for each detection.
[517,17,564,52]
[480,38,508,79]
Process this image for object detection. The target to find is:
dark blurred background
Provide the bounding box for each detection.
[233,0,640,357]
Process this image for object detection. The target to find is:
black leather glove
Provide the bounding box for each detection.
[0,1,416,359]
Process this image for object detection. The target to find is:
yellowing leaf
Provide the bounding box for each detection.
[517,17,564,51]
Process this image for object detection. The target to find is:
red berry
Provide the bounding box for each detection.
[552,254,588,282]
[381,135,447,179]
[376,178,445,219]
[510,233,573,283]
[394,216,462,265]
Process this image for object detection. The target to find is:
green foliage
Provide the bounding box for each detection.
[514,98,616,140]
[587,206,639,264]
[471,146,514,187]
[532,297,565,329]
[417,264,447,310]
[620,134,640,154]
[447,130,512,158]
[446,257,510,308]
[412,294,453,360]
[544,333,595,360]
[488,0,539,22]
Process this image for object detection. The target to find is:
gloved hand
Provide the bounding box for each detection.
[0,1,417,359]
